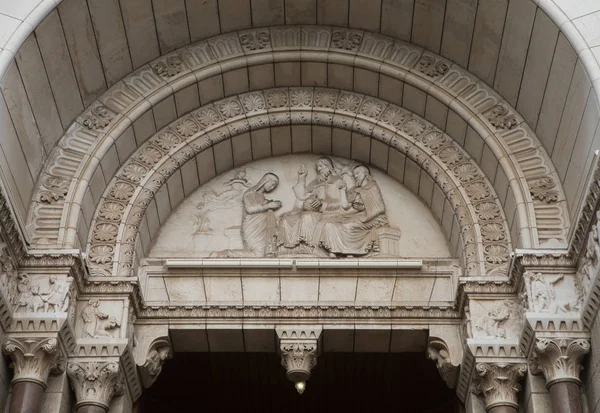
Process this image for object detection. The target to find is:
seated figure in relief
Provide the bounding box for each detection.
[277,157,346,255]
[212,173,282,257]
[313,165,389,257]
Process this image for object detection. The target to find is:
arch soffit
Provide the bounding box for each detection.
[28,26,567,251]
[84,86,511,278]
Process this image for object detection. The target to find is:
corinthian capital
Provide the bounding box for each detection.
[472,363,527,411]
[67,360,123,411]
[531,338,590,386]
[276,326,322,394]
[3,337,61,388]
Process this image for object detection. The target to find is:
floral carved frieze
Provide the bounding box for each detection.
[85,87,510,277]
[28,26,567,252]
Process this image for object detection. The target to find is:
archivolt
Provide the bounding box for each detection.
[28,26,567,252]
[85,87,511,278]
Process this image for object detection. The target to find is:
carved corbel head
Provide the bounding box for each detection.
[426,338,460,388]
[138,338,172,388]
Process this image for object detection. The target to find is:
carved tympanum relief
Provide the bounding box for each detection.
[150,155,450,259]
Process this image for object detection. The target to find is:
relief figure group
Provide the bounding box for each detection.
[213,157,393,258]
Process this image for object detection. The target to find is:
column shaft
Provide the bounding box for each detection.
[548,381,582,413]
[488,406,517,413]
[76,406,107,413]
[8,381,44,413]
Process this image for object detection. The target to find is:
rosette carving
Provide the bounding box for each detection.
[531,338,590,386]
[472,363,527,410]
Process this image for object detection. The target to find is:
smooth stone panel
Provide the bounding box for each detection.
[88,0,133,86]
[468,0,508,85]
[120,0,161,69]
[284,0,316,24]
[165,277,207,301]
[187,0,221,42]
[411,0,445,53]
[35,10,84,128]
[318,277,358,302]
[1,63,45,179]
[16,35,63,152]
[349,0,381,32]
[152,0,190,53]
[242,277,280,302]
[219,0,252,31]
[536,34,578,155]
[551,62,591,182]
[58,0,107,106]
[516,9,559,130]
[280,277,319,302]
[317,0,348,27]
[204,277,243,301]
[355,277,395,302]
[381,0,413,41]
[393,277,435,302]
[251,0,285,26]
[440,0,477,67]
[493,0,536,106]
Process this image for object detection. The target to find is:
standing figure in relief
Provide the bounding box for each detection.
[278,157,345,255]
[41,275,74,313]
[13,274,33,312]
[82,299,108,338]
[314,165,388,257]
[212,173,282,257]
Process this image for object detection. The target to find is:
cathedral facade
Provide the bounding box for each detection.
[0,1,599,412]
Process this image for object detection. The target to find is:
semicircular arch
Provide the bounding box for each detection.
[27,27,567,253]
[85,87,511,278]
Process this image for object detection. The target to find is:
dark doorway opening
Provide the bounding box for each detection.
[137,352,460,412]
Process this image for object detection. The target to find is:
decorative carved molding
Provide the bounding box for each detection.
[3,337,61,387]
[427,338,459,388]
[472,363,527,411]
[277,327,322,394]
[137,303,458,320]
[29,26,566,256]
[530,338,590,386]
[569,152,600,260]
[67,360,124,410]
[86,87,510,278]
